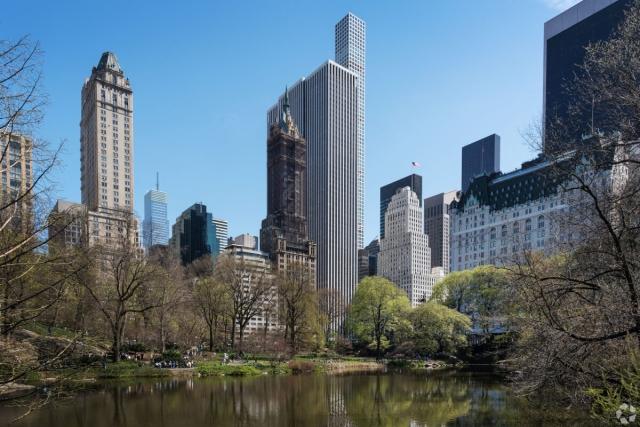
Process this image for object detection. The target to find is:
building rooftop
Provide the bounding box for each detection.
[96,51,123,74]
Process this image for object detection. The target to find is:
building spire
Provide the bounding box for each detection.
[156,172,159,191]
[283,86,290,111]
[278,86,299,137]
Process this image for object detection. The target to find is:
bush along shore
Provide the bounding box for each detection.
[4,356,464,391]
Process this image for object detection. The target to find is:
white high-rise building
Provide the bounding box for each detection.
[212,217,229,252]
[268,14,364,321]
[335,12,366,249]
[379,187,433,307]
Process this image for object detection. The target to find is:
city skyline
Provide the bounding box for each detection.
[6,0,575,243]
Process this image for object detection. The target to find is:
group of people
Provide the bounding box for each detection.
[153,358,194,369]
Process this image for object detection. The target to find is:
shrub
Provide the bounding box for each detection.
[195,362,262,377]
[287,360,317,374]
[98,361,168,379]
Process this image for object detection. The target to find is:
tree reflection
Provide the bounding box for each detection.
[0,372,598,427]
[342,373,472,426]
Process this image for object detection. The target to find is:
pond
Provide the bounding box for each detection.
[0,369,597,426]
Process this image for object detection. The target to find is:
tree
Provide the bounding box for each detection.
[317,288,346,347]
[214,254,275,351]
[147,248,185,352]
[431,265,511,336]
[510,0,640,405]
[411,302,470,356]
[193,276,231,351]
[275,263,317,352]
[347,276,411,359]
[82,221,163,362]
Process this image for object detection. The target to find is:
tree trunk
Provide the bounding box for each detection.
[208,322,214,352]
[113,324,122,363]
[160,312,166,353]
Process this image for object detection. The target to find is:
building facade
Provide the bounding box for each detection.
[335,12,366,249]
[81,52,134,213]
[224,242,279,334]
[260,91,316,280]
[79,52,138,248]
[170,203,215,265]
[48,200,86,251]
[212,217,228,254]
[424,190,458,272]
[380,174,422,239]
[267,14,364,322]
[0,133,32,228]
[357,238,379,282]
[143,180,169,249]
[378,187,433,306]
[233,234,258,250]
[544,0,631,151]
[450,156,566,272]
[267,62,359,319]
[461,134,501,193]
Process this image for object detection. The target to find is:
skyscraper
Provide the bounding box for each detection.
[260,90,316,277]
[544,0,631,151]
[81,52,134,213]
[1,133,32,229]
[170,203,215,265]
[380,174,422,239]
[267,14,363,319]
[424,190,458,272]
[461,134,501,193]
[335,13,366,249]
[212,217,229,253]
[79,52,137,248]
[143,174,169,249]
[378,187,433,306]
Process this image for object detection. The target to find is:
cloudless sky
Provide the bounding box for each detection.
[5,0,579,243]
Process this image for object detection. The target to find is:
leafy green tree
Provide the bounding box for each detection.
[347,276,411,358]
[431,265,510,335]
[411,302,470,356]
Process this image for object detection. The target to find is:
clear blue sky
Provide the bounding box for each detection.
[5,0,578,243]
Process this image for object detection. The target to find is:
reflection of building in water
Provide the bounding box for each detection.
[327,378,353,427]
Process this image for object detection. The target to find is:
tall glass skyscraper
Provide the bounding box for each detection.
[143,181,169,248]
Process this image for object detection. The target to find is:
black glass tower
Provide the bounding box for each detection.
[461,134,500,193]
[544,0,631,151]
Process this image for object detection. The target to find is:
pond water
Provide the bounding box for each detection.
[0,369,597,426]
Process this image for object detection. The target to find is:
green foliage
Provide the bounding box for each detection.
[431,265,510,335]
[161,349,182,361]
[587,351,640,424]
[195,361,264,376]
[347,277,412,357]
[97,362,169,379]
[411,302,471,356]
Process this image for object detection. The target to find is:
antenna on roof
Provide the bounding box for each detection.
[156,172,159,191]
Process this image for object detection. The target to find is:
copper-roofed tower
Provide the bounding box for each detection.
[260,88,316,277]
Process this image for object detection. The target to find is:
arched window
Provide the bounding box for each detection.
[538,215,545,228]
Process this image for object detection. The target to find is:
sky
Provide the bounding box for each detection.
[5,0,580,244]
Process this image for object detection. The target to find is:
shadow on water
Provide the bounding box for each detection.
[0,369,597,427]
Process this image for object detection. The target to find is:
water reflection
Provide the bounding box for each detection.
[0,371,596,427]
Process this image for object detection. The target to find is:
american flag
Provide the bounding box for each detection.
[411,161,421,168]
